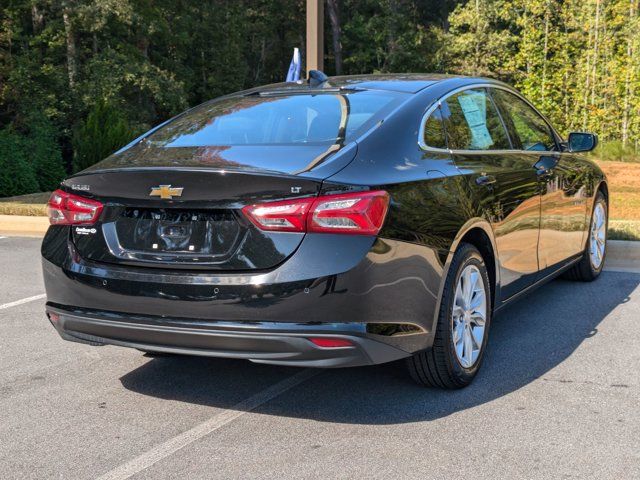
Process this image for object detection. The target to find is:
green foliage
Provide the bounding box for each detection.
[0,113,65,195]
[0,129,39,197]
[0,0,639,197]
[26,114,66,191]
[339,0,448,74]
[608,220,640,241]
[73,101,136,172]
[446,0,518,79]
[445,0,640,149]
[593,141,640,163]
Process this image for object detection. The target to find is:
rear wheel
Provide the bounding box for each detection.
[407,243,492,389]
[563,191,607,282]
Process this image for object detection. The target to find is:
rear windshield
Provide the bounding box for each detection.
[146,90,406,147]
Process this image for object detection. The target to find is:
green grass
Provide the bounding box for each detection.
[591,141,640,163]
[0,192,50,216]
[608,220,640,241]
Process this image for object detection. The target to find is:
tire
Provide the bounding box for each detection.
[563,191,607,282]
[406,243,492,389]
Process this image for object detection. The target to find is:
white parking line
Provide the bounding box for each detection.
[0,236,6,239]
[96,368,319,480]
[0,293,46,311]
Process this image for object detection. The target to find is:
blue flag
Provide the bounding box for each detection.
[286,47,301,82]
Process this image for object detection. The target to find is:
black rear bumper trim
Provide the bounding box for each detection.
[47,305,413,368]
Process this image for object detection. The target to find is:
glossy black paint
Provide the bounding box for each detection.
[64,168,327,270]
[42,74,607,366]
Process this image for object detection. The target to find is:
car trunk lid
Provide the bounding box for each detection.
[64,165,331,271]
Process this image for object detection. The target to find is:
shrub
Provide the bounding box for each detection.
[25,114,66,191]
[0,128,39,197]
[73,101,136,172]
[592,141,640,163]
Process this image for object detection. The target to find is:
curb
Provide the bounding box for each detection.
[0,215,49,237]
[604,240,640,273]
[0,215,639,273]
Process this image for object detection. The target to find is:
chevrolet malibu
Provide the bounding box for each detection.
[42,74,607,388]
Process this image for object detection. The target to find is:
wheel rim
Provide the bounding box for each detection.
[452,264,487,369]
[589,202,606,270]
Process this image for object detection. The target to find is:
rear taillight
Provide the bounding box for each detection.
[242,190,389,236]
[309,191,390,235]
[47,189,103,226]
[241,197,314,232]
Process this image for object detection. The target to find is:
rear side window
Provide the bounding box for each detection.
[422,106,447,149]
[146,91,404,147]
[491,89,557,151]
[441,88,511,151]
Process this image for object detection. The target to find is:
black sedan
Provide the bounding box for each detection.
[42,73,607,388]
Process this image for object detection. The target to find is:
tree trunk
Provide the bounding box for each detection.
[137,37,149,58]
[474,0,481,75]
[385,0,399,71]
[253,38,266,83]
[541,0,551,104]
[582,3,594,130]
[31,4,44,34]
[326,0,343,75]
[622,0,637,146]
[62,4,77,89]
[590,0,601,106]
[441,0,451,33]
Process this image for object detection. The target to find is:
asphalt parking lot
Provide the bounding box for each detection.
[1,235,639,479]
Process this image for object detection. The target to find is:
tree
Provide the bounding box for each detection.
[0,128,39,196]
[27,114,66,191]
[72,101,136,172]
[446,0,518,79]
[326,0,343,75]
[1,0,640,198]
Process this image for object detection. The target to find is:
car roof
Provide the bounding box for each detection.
[243,74,504,95]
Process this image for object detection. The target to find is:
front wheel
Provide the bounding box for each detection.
[406,243,492,389]
[563,191,607,282]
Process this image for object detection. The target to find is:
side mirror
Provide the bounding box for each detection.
[567,132,598,153]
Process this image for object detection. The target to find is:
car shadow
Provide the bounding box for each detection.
[120,271,639,424]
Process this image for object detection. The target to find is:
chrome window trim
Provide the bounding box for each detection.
[418,83,561,155]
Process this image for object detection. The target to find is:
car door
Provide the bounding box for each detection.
[490,88,588,272]
[440,87,541,300]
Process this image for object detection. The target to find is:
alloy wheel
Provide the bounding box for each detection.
[452,264,487,368]
[589,202,606,270]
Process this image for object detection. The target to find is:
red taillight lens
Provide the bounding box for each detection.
[309,191,389,235]
[47,189,103,226]
[242,190,389,236]
[308,337,355,348]
[242,197,314,232]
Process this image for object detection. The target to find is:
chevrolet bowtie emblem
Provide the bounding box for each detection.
[149,185,184,200]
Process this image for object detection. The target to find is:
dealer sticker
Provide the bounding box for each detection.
[75,227,97,235]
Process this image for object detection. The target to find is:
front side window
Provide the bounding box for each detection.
[146,91,404,147]
[441,88,511,151]
[491,89,557,151]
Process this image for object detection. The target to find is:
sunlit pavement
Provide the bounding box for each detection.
[1,236,638,479]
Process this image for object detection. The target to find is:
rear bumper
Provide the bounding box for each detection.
[42,228,446,366]
[47,306,412,367]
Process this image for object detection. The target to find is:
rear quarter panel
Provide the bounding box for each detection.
[324,82,501,331]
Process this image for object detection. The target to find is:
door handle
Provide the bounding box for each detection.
[475,175,496,186]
